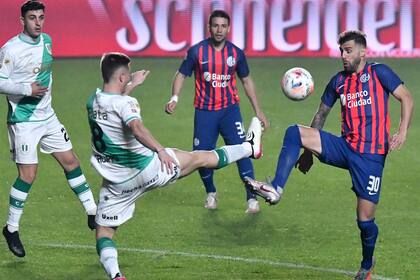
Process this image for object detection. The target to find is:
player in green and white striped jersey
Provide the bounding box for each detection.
[0,1,97,258]
[90,52,277,280]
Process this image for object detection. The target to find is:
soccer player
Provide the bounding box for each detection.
[245,30,413,279]
[165,10,269,213]
[90,52,278,280]
[0,1,97,258]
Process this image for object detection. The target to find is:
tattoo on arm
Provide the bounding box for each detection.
[310,103,331,130]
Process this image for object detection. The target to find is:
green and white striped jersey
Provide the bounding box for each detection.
[87,88,154,183]
[0,33,55,123]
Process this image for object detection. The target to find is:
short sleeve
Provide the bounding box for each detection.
[117,97,141,125]
[0,47,14,79]
[373,63,403,94]
[321,76,338,108]
[178,47,196,77]
[235,49,250,78]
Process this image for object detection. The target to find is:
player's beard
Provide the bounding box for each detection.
[344,57,361,73]
[211,35,226,47]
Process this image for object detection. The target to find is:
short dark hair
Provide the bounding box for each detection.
[21,1,45,17]
[338,30,367,48]
[100,52,131,83]
[209,10,230,26]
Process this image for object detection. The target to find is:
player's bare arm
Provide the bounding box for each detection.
[310,102,332,130]
[127,119,178,174]
[165,71,186,114]
[240,75,269,129]
[296,102,332,174]
[389,84,414,151]
[123,70,150,96]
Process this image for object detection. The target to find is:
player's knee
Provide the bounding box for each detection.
[18,168,37,184]
[284,124,302,145]
[62,153,80,170]
[19,174,36,184]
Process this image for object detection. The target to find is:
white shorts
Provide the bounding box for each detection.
[96,148,181,227]
[8,115,73,164]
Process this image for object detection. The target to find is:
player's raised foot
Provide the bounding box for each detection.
[113,273,126,280]
[2,226,26,257]
[245,198,260,214]
[246,117,263,159]
[87,214,96,230]
[354,258,375,280]
[204,192,217,209]
[244,177,281,205]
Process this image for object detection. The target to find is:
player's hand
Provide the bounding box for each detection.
[295,149,313,174]
[256,112,269,130]
[123,70,150,95]
[131,70,150,87]
[389,132,407,151]
[157,149,178,174]
[30,82,48,98]
[165,100,177,114]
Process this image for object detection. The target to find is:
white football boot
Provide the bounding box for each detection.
[244,177,281,205]
[204,192,217,209]
[245,198,260,214]
[246,117,263,159]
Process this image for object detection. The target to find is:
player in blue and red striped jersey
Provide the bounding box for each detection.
[245,30,413,279]
[165,10,268,213]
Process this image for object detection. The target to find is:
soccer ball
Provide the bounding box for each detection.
[281,67,314,101]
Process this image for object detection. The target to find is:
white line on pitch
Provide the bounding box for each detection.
[39,243,399,280]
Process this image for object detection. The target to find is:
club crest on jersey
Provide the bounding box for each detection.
[360,73,370,83]
[203,71,211,82]
[226,56,235,67]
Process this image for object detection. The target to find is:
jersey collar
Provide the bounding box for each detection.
[18,32,41,45]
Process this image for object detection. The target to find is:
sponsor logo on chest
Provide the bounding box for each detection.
[340,89,372,108]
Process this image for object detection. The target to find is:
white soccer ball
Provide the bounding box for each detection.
[281,67,314,101]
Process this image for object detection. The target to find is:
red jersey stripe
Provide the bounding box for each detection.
[231,48,239,103]
[197,46,206,109]
[358,74,366,152]
[348,76,359,151]
[367,65,377,154]
[373,71,385,154]
[214,50,222,110]
[207,45,214,110]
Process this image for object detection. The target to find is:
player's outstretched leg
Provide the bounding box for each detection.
[3,177,33,257]
[174,117,263,177]
[64,166,97,230]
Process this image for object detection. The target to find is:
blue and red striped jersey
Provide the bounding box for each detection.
[321,62,403,154]
[178,38,249,111]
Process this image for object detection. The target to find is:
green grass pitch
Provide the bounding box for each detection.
[0,58,418,279]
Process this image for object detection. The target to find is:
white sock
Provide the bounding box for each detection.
[100,247,121,279]
[7,179,32,232]
[220,143,251,163]
[65,167,97,214]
